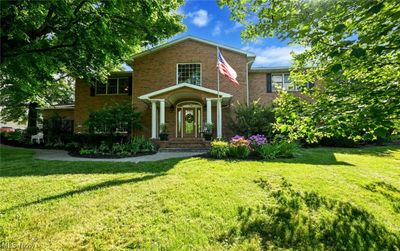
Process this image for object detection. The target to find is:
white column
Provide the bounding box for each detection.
[151,101,157,139]
[206,99,212,124]
[159,99,165,127]
[217,98,222,139]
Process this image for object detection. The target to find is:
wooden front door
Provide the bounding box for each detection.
[183,108,196,138]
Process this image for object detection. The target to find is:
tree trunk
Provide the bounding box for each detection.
[26,102,39,136]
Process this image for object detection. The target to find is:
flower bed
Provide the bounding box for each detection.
[209,134,299,160]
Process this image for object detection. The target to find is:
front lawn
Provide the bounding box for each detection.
[0,146,399,250]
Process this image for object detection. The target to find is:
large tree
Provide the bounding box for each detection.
[1,0,184,129]
[221,0,400,143]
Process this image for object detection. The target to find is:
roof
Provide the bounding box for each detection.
[138,83,232,100]
[131,35,256,61]
[249,66,291,73]
[41,105,75,110]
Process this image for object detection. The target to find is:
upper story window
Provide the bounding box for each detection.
[177,63,201,86]
[95,77,129,95]
[271,73,298,92]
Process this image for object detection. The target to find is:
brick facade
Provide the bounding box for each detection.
[44,37,290,139]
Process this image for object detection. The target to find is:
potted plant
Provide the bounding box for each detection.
[203,122,213,141]
[159,123,168,141]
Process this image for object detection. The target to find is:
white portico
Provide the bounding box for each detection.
[138,83,232,140]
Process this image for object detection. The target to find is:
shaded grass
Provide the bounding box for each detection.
[0,145,399,250]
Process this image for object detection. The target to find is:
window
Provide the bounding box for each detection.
[177,63,201,86]
[271,73,297,92]
[95,77,129,95]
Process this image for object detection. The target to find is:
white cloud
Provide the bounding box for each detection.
[225,22,243,34]
[187,9,210,27]
[212,21,222,36]
[243,45,305,66]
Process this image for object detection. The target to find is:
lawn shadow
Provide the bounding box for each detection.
[1,173,164,214]
[363,181,400,213]
[203,148,355,166]
[217,178,400,250]
[0,156,183,177]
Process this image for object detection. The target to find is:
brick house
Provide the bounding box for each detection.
[43,36,300,147]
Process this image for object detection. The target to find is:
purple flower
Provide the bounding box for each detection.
[249,134,267,146]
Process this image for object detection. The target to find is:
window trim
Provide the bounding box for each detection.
[176,63,202,86]
[95,77,130,96]
[271,72,298,92]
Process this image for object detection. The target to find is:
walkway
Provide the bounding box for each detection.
[1,145,206,163]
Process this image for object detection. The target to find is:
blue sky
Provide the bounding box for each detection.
[173,0,304,67]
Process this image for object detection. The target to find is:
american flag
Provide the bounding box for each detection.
[217,48,239,85]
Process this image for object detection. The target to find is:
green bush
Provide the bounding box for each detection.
[228,101,275,137]
[210,140,229,159]
[276,142,300,158]
[98,142,110,153]
[65,142,80,151]
[258,142,299,160]
[79,148,97,155]
[228,145,251,159]
[258,144,280,160]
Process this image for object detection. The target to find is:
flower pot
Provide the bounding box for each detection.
[159,133,168,141]
[204,134,212,141]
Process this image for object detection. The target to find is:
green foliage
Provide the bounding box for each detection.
[65,142,80,151]
[221,0,400,145]
[160,123,167,134]
[210,140,229,159]
[229,101,275,137]
[258,144,280,160]
[79,148,97,155]
[228,145,251,159]
[0,0,185,122]
[258,142,299,160]
[1,130,26,144]
[86,102,142,136]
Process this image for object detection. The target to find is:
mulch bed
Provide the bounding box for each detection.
[68,151,156,159]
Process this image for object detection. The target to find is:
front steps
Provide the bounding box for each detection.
[154,138,210,151]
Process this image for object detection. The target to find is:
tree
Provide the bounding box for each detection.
[221,0,400,144]
[0,0,184,131]
[86,102,142,140]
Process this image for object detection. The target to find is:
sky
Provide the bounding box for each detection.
[173,0,304,67]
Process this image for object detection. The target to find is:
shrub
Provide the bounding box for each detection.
[210,140,229,159]
[98,142,110,153]
[228,135,251,159]
[79,148,97,155]
[141,139,155,152]
[258,142,300,160]
[276,142,299,158]
[65,142,80,151]
[112,143,129,155]
[228,144,251,159]
[258,144,280,160]
[86,102,143,138]
[228,101,274,137]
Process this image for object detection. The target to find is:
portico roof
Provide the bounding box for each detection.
[138,83,232,105]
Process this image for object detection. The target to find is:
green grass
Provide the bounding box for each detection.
[0,146,399,250]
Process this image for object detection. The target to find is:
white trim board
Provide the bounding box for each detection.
[138,83,232,100]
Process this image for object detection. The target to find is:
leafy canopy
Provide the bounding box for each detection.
[1,0,185,121]
[221,0,400,143]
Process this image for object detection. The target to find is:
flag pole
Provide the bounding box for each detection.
[216,46,221,139]
[216,46,220,100]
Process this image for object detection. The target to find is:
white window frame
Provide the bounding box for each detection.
[176,63,202,86]
[95,77,129,95]
[271,72,298,92]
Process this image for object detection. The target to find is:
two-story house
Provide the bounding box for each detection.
[43,36,300,147]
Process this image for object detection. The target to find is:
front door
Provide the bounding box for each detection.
[183,108,195,138]
[176,101,202,138]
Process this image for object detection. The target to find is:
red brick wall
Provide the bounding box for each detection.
[74,79,132,132]
[133,38,248,138]
[248,72,278,106]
